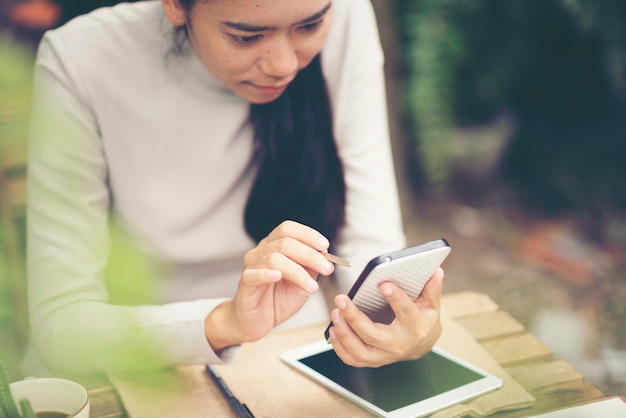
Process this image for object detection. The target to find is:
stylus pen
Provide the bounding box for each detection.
[324,252,351,267]
[205,365,255,418]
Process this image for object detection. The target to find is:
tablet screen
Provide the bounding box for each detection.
[281,340,503,418]
[300,349,483,412]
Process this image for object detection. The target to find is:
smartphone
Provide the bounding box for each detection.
[324,239,451,342]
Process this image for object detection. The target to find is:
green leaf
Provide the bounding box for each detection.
[18,399,37,418]
[0,356,19,418]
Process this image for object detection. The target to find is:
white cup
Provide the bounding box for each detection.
[9,377,90,418]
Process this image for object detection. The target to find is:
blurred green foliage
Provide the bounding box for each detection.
[396,0,626,217]
[0,34,33,381]
[1,31,162,373]
[105,220,160,307]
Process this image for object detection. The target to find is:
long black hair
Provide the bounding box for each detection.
[174,1,345,244]
[245,55,345,244]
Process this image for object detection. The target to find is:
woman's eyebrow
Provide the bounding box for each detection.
[297,2,332,25]
[221,2,332,33]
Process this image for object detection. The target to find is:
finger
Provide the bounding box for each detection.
[268,253,319,293]
[331,295,389,351]
[415,267,444,311]
[239,269,282,294]
[328,309,379,367]
[251,224,334,277]
[378,281,420,324]
[266,220,330,252]
[327,325,362,367]
[259,251,321,293]
[267,237,334,277]
[329,312,397,368]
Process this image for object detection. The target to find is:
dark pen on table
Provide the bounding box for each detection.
[206,365,255,418]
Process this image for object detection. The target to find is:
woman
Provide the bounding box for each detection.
[26,0,443,373]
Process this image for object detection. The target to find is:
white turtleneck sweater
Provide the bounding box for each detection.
[26,0,405,373]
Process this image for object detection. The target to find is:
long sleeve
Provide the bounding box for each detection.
[27,32,238,373]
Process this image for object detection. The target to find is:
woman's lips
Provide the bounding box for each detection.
[247,82,289,96]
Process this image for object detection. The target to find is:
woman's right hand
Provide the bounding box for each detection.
[204,220,335,351]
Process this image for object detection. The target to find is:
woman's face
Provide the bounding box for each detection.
[163,0,334,104]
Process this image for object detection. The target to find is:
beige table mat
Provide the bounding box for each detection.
[109,314,535,417]
[430,315,535,417]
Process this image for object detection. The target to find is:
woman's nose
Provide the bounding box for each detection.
[258,38,299,79]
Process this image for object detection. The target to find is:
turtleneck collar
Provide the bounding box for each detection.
[159,20,243,102]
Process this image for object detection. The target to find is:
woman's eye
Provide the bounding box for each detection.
[230,34,262,45]
[299,20,322,32]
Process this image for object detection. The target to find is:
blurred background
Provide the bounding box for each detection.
[1,0,625,398]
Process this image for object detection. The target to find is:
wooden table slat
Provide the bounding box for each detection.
[482,333,554,366]
[441,291,499,318]
[504,359,583,392]
[455,310,526,342]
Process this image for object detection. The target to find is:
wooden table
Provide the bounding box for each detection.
[76,291,618,417]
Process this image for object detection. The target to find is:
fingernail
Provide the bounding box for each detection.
[322,262,333,275]
[332,309,342,324]
[317,236,330,250]
[308,279,319,292]
[336,296,347,310]
[329,327,336,340]
[380,284,393,296]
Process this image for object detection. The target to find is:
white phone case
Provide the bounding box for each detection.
[325,239,451,341]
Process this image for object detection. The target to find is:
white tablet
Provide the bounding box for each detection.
[281,339,503,418]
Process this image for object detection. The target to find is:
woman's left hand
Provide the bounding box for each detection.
[327,268,444,367]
